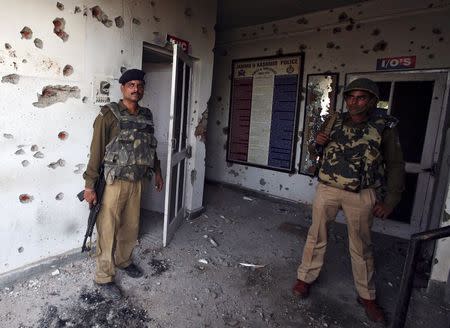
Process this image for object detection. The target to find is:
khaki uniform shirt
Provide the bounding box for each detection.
[83,100,160,189]
[312,112,405,209]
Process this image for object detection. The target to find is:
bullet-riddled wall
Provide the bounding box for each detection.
[0,0,217,275]
[207,0,450,282]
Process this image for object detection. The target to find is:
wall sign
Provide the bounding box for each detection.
[226,53,304,172]
[167,34,190,53]
[376,56,416,71]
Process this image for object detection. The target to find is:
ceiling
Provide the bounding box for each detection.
[216,0,365,31]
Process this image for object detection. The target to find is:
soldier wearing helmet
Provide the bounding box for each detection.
[293,78,405,325]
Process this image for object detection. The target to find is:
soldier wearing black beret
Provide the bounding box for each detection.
[83,69,164,299]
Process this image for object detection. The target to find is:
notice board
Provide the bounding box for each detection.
[226,54,304,172]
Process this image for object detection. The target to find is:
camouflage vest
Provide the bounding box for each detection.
[103,102,157,184]
[318,110,396,192]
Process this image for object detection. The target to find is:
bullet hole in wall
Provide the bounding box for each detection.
[216,120,221,126]
[428,54,435,59]
[276,48,283,55]
[259,178,266,186]
[1,74,20,84]
[73,163,85,174]
[34,38,43,49]
[202,26,207,34]
[410,27,416,31]
[63,65,73,76]
[154,16,161,22]
[326,42,335,49]
[296,17,308,24]
[3,133,13,139]
[20,26,33,40]
[363,49,370,54]
[299,44,307,51]
[217,96,222,102]
[432,28,442,35]
[22,59,27,63]
[372,40,387,52]
[31,145,38,152]
[333,27,341,34]
[15,149,25,155]
[18,247,24,253]
[19,194,33,203]
[58,131,68,140]
[439,37,444,42]
[345,24,353,31]
[317,53,323,58]
[57,2,64,10]
[34,151,44,158]
[91,6,112,27]
[184,8,192,17]
[372,29,380,36]
[82,96,88,103]
[53,18,69,42]
[74,6,81,14]
[5,43,11,50]
[222,126,229,135]
[150,1,155,7]
[55,192,64,200]
[115,16,124,28]
[190,169,197,185]
[22,160,30,167]
[335,45,341,50]
[338,12,348,22]
[132,18,141,25]
[33,85,80,108]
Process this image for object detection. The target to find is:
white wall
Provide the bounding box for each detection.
[206,0,450,282]
[0,0,217,275]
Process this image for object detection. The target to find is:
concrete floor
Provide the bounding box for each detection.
[0,183,448,327]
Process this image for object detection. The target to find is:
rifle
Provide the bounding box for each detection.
[313,112,338,176]
[77,165,106,252]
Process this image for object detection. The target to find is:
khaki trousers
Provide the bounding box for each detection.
[297,183,377,300]
[95,179,143,284]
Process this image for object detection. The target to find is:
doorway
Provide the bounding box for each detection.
[346,70,449,238]
[139,43,193,247]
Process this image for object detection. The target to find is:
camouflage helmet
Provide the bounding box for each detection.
[343,78,379,100]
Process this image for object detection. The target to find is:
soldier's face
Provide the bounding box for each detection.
[344,90,373,115]
[121,80,145,103]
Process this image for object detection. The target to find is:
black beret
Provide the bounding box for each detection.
[119,69,145,84]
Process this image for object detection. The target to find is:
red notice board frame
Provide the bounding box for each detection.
[226,53,304,173]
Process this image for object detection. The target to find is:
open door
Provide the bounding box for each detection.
[163,44,193,246]
[346,70,449,237]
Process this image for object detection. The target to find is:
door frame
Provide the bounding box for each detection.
[342,69,450,238]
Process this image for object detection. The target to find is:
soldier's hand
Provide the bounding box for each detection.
[84,189,97,208]
[155,172,164,192]
[316,132,330,146]
[372,202,393,219]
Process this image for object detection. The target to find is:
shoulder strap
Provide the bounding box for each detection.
[105,102,121,120]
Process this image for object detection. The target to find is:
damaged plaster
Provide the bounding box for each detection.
[53,18,69,42]
[33,85,80,108]
[1,74,20,84]
[194,109,208,142]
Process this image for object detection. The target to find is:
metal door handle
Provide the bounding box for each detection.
[423,163,438,176]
